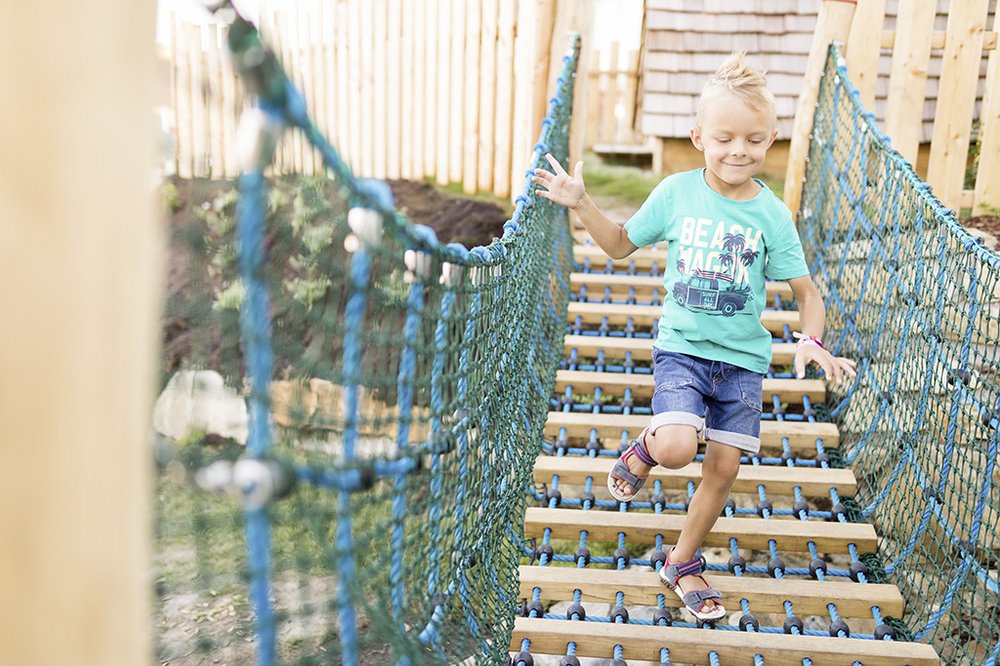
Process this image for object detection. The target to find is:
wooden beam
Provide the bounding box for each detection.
[518,565,903,617]
[563,335,799,366]
[554,371,826,403]
[511,618,941,665]
[566,301,801,336]
[523,507,879,551]
[532,455,857,496]
[543,412,841,452]
[785,0,858,217]
[845,0,886,109]
[0,3,158,663]
[570,272,795,301]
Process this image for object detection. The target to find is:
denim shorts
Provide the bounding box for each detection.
[649,347,763,454]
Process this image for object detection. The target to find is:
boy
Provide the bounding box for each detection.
[533,52,856,620]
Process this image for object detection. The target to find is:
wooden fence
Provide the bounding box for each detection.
[584,42,646,152]
[167,0,593,199]
[787,0,1000,216]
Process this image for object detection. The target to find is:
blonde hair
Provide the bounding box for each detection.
[696,52,776,125]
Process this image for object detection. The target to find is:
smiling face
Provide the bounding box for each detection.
[690,91,778,200]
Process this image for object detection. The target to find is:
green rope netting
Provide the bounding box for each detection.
[154,21,579,665]
[799,44,1000,665]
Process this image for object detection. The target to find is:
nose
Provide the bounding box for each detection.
[730,140,747,156]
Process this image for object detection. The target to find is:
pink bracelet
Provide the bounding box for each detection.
[793,332,825,349]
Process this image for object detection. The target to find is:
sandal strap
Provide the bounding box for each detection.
[630,429,657,467]
[683,588,722,609]
[662,552,705,585]
[609,458,645,490]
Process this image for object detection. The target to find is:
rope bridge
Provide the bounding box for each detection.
[154,11,995,666]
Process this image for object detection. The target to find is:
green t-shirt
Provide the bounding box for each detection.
[623,168,809,373]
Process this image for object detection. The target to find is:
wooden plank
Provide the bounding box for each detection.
[449,0,466,184]
[784,0,857,216]
[518,565,902,617]
[844,0,885,110]
[436,0,452,184]
[386,0,402,179]
[218,20,239,179]
[511,619,940,666]
[881,29,998,50]
[523,508,879,551]
[532,456,857,496]
[584,50,602,150]
[423,0,438,177]
[566,301,801,336]
[530,0,556,151]
[563,335,799,367]
[493,0,516,198]
[334,1,350,166]
[567,0,594,163]
[0,2,158,661]
[570,272,795,302]
[204,23,225,178]
[478,0,498,192]
[372,0,387,178]
[974,8,1000,216]
[599,42,620,143]
[511,0,536,200]
[554,370,826,403]
[463,0,481,194]
[618,49,641,144]
[187,22,208,177]
[543,412,841,451]
[574,243,667,270]
[926,0,989,212]
[399,0,413,179]
[347,0,362,172]
[172,14,193,178]
[407,0,423,179]
[885,0,936,165]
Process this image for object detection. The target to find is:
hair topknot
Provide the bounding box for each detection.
[697,52,776,124]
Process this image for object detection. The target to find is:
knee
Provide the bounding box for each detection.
[648,426,698,468]
[702,452,741,485]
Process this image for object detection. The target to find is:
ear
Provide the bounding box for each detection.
[690,126,704,151]
[765,128,779,148]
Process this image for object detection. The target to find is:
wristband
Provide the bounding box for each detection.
[793,332,825,350]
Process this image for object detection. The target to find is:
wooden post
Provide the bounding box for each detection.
[360,0,375,177]
[348,0,362,172]
[585,49,601,152]
[219,21,240,179]
[884,0,936,165]
[494,0,517,198]
[844,0,886,110]
[449,0,466,185]
[973,8,1000,215]
[436,0,452,185]
[173,14,193,178]
[373,0,388,179]
[392,0,406,180]
[511,0,536,200]
[600,42,620,145]
[463,0,481,194]
[424,0,439,179]
[927,0,989,212]
[412,0,426,180]
[0,3,157,664]
[478,0,499,193]
[559,0,594,165]
[784,0,858,217]
[531,0,557,145]
[336,0,351,169]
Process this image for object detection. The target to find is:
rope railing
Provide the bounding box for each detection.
[799,43,1000,666]
[156,9,578,665]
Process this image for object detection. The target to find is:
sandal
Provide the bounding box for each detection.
[658,548,726,620]
[606,428,657,502]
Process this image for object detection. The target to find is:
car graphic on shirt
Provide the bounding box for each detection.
[672,273,753,316]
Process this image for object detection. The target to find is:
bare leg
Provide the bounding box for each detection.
[670,441,743,613]
[612,424,699,496]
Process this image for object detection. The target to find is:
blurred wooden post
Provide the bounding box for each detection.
[463,0,481,194]
[844,0,886,110]
[784,0,858,217]
[973,7,1000,215]
[927,0,990,212]
[493,0,517,198]
[884,0,936,165]
[0,2,158,664]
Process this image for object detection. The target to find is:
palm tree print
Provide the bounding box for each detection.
[676,257,686,274]
[721,232,747,283]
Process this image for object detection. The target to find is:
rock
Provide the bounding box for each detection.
[153,370,248,443]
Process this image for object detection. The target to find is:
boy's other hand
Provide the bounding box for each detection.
[533,153,586,209]
[794,346,857,386]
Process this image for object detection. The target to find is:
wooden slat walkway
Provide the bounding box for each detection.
[514,237,940,664]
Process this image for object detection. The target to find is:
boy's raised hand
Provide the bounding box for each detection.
[794,345,857,386]
[533,153,586,209]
